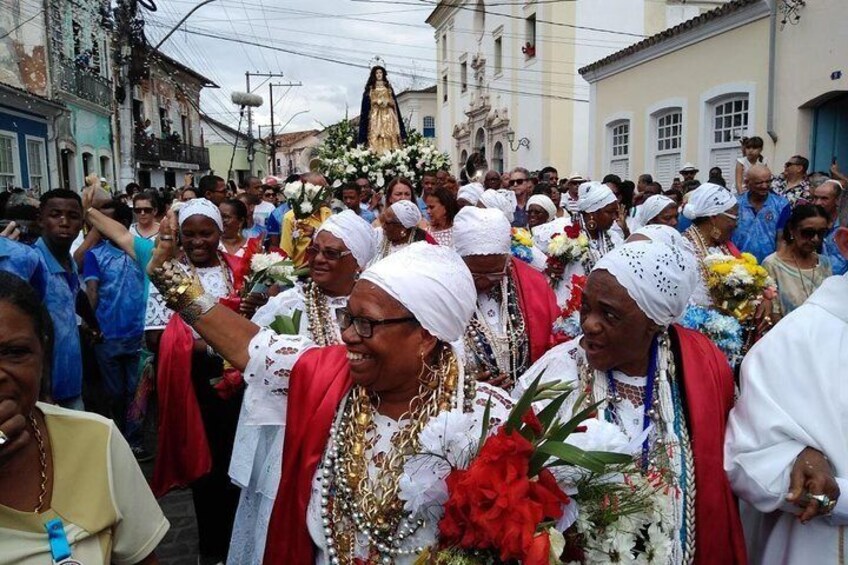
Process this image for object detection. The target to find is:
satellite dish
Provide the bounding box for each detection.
[465,151,488,183]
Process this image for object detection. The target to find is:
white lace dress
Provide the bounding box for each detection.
[227,285,348,565]
[230,329,513,564]
[146,265,231,330]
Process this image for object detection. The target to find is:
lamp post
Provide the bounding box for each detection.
[506,131,530,152]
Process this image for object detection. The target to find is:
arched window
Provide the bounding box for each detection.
[460,149,468,168]
[492,141,504,173]
[82,152,94,178]
[423,116,436,138]
[475,127,486,157]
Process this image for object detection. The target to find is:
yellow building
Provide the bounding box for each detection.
[580,0,848,190]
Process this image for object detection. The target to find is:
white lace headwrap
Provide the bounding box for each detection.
[527,194,557,222]
[178,197,223,232]
[360,242,476,343]
[578,181,618,213]
[682,183,736,220]
[316,210,378,268]
[389,200,422,229]
[633,195,676,229]
[593,240,697,327]
[478,189,516,223]
[457,182,484,205]
[452,206,511,257]
[629,224,695,256]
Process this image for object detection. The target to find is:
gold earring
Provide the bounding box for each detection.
[710,222,722,240]
[587,216,598,231]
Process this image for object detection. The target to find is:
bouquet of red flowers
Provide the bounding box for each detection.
[545,224,589,285]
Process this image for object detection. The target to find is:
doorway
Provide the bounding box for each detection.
[812,93,848,173]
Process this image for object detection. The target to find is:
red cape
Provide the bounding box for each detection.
[511,257,559,363]
[264,346,352,564]
[672,324,747,565]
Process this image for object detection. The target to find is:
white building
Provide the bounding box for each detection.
[396,85,438,146]
[426,0,725,175]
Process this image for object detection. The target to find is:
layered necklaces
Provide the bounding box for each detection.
[577,332,696,565]
[319,351,462,564]
[464,274,529,391]
[187,253,235,296]
[378,230,416,260]
[578,215,614,271]
[304,281,342,347]
[684,226,730,287]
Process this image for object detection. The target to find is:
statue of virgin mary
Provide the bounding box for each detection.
[358,59,407,154]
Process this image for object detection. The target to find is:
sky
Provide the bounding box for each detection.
[144,0,439,138]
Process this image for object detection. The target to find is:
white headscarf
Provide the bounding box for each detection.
[593,240,698,327]
[479,189,516,223]
[360,242,476,343]
[452,206,511,257]
[315,210,378,268]
[634,195,676,229]
[527,194,557,222]
[629,224,695,256]
[457,182,484,205]
[389,200,422,229]
[578,181,617,213]
[178,197,223,231]
[682,183,736,220]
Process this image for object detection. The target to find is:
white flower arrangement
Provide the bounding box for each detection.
[244,252,304,294]
[283,181,329,220]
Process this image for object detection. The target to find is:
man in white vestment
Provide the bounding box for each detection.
[725,205,848,564]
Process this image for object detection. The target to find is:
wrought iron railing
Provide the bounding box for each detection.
[55,58,111,108]
[135,135,210,169]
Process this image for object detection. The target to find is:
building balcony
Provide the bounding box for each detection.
[135,135,210,170]
[55,57,112,109]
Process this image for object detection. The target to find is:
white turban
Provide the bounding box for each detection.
[629,224,695,256]
[578,181,618,213]
[389,200,422,229]
[457,182,484,205]
[633,195,676,229]
[593,241,698,327]
[682,183,736,220]
[316,210,378,268]
[178,197,223,231]
[478,189,516,223]
[360,242,476,343]
[452,206,512,257]
[527,194,557,222]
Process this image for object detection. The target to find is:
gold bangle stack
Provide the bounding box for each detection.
[150,259,206,312]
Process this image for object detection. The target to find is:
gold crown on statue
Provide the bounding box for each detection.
[369,56,386,69]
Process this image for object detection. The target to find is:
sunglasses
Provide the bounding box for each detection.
[785,162,802,168]
[509,178,528,186]
[798,228,829,240]
[134,207,154,214]
[305,245,353,261]
[338,308,419,339]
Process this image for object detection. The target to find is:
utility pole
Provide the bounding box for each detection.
[245,71,285,175]
[268,81,302,176]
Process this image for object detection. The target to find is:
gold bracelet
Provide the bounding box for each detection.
[149,260,205,312]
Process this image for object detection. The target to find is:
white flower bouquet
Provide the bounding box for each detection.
[243,251,306,295]
[282,181,330,220]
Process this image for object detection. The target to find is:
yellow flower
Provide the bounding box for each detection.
[740,252,758,265]
[709,262,733,276]
[512,228,533,247]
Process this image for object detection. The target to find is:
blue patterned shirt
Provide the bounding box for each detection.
[731,192,791,263]
[823,227,848,275]
[34,238,82,401]
[83,241,145,340]
[0,237,46,297]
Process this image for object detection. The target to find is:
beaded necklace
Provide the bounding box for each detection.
[187,252,234,296]
[378,229,415,260]
[464,273,529,390]
[578,215,614,271]
[304,280,342,346]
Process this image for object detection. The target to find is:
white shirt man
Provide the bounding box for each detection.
[725,218,848,564]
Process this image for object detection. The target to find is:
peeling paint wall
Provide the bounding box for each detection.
[0,6,50,96]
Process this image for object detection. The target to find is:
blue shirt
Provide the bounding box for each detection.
[512,206,529,228]
[416,198,430,221]
[0,237,46,297]
[133,236,156,303]
[359,203,376,224]
[83,241,145,340]
[35,238,82,401]
[731,192,791,263]
[243,224,267,240]
[823,227,848,276]
[266,203,291,237]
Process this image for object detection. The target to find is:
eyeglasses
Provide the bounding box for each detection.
[798,228,829,240]
[721,212,738,221]
[264,193,276,198]
[133,207,154,214]
[338,308,419,338]
[305,244,353,261]
[509,178,528,186]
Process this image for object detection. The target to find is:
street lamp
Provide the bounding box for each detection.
[153,0,218,50]
[506,131,530,152]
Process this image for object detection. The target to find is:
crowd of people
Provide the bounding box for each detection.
[0,147,846,565]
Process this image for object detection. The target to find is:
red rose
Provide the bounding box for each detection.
[525,531,552,565]
[564,223,581,239]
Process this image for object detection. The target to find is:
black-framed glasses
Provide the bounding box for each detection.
[798,228,829,240]
[305,244,353,261]
[509,178,528,186]
[338,308,419,338]
[134,207,154,214]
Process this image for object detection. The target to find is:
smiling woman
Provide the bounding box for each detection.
[0,273,168,564]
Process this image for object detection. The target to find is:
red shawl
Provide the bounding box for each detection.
[151,315,212,497]
[511,257,559,362]
[672,325,747,564]
[264,345,352,564]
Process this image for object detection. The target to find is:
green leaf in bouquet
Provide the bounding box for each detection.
[477,396,493,453]
[535,441,606,474]
[504,370,544,433]
[536,385,573,431]
[584,451,633,465]
[269,309,303,335]
[548,401,604,443]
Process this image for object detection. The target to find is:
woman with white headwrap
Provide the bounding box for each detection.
[144,238,513,563]
[633,194,679,230]
[373,199,436,263]
[576,181,625,269]
[227,210,379,562]
[518,240,747,564]
[453,206,559,391]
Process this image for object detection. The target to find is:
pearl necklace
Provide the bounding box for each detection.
[304,281,341,347]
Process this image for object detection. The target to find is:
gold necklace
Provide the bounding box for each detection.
[31,414,47,513]
[305,281,340,347]
[788,250,819,298]
[188,253,234,296]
